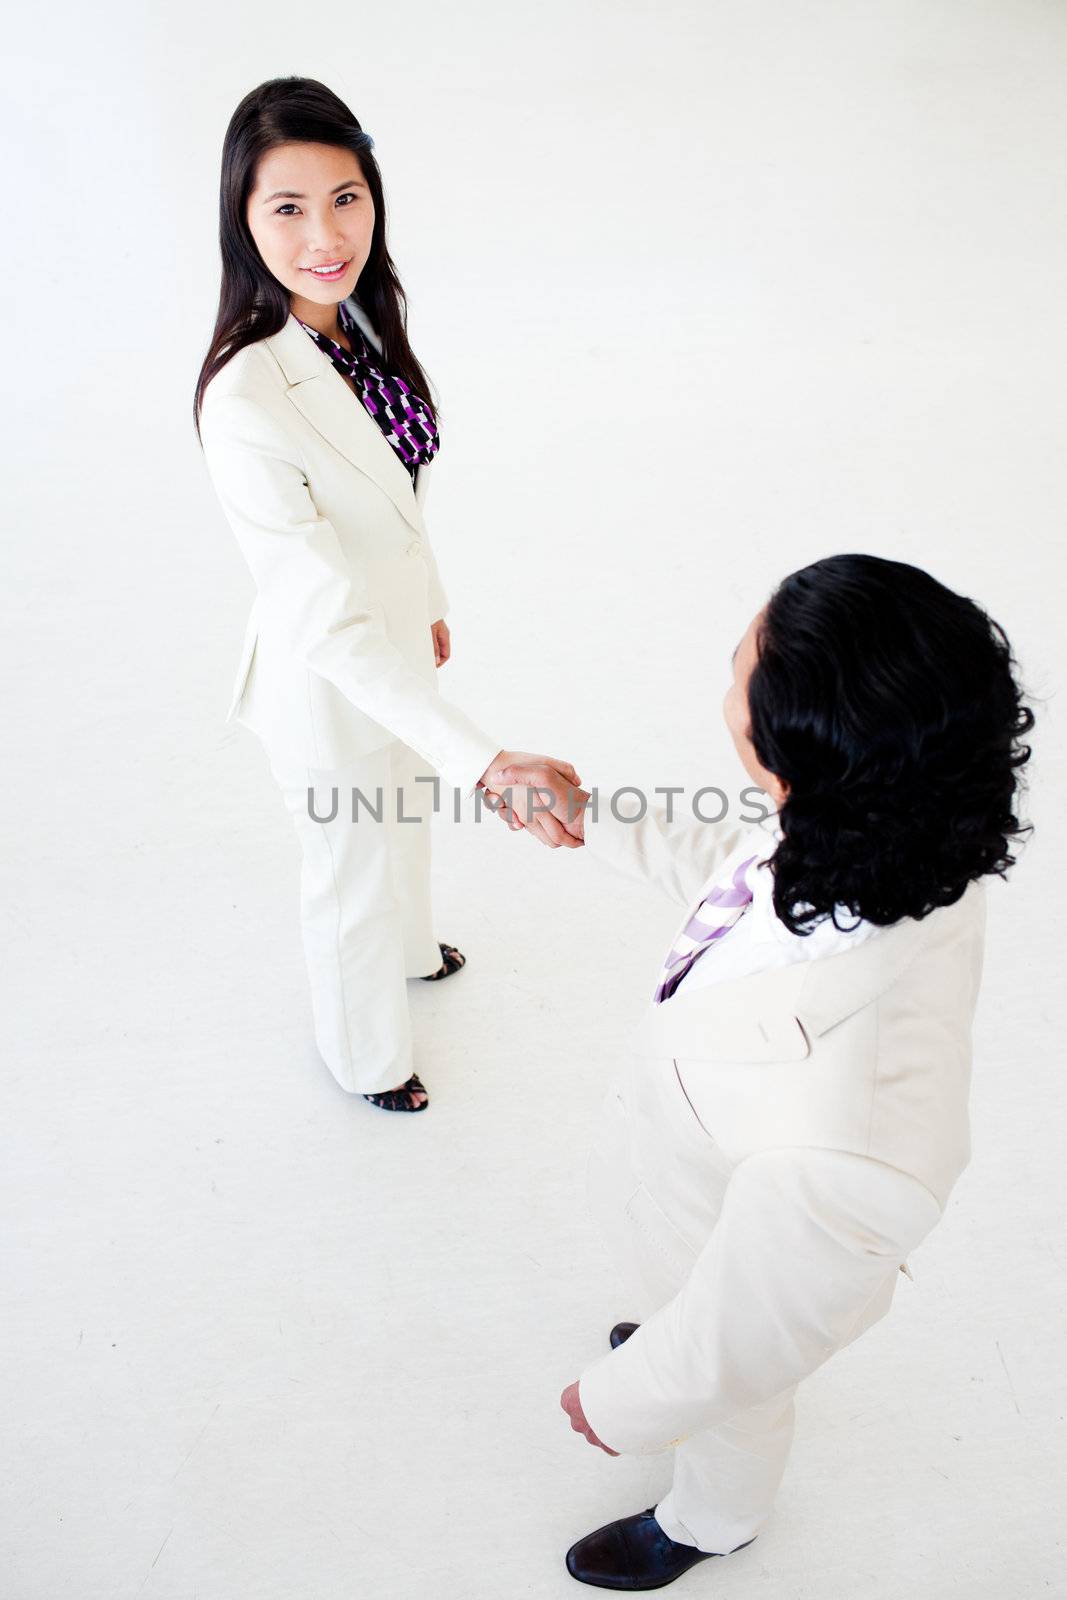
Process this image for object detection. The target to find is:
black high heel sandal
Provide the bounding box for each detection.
[362,1072,429,1113]
[420,942,466,981]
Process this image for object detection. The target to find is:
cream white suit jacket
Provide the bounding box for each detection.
[199,299,501,791]
[575,797,986,1456]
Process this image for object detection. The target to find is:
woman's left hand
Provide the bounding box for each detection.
[560,1381,619,1455]
[431,618,451,668]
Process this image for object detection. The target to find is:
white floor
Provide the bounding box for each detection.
[3,719,1065,1599]
[6,1,1067,1595]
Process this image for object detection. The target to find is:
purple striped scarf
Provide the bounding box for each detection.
[652,853,761,1004]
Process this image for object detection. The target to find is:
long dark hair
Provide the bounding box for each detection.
[747,553,1035,934]
[193,76,434,441]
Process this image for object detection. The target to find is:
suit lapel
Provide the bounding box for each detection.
[636,892,952,1064]
[263,306,425,538]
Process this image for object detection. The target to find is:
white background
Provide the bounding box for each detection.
[3,2,1065,1596]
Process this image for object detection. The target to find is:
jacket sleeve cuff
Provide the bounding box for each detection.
[577,1340,680,1457]
[580,789,646,866]
[435,727,502,797]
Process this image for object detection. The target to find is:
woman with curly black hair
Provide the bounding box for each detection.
[744,553,1034,934]
[495,554,1034,1590]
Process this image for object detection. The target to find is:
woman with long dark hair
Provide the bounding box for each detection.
[496,554,1035,1587]
[196,77,577,1114]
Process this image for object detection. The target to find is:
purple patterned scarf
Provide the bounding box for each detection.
[295,299,440,480]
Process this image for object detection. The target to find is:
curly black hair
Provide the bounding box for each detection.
[746,553,1035,935]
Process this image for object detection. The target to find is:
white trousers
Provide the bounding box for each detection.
[585,1057,798,1556]
[268,740,442,1095]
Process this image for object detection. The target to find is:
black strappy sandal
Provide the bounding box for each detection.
[362,1072,429,1113]
[420,942,466,982]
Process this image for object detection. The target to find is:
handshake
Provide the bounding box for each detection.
[475,751,589,849]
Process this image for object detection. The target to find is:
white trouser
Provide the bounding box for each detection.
[268,740,442,1095]
[584,1057,798,1556]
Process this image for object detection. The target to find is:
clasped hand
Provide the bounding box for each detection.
[476,752,589,848]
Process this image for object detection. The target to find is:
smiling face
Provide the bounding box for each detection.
[723,607,789,810]
[245,141,376,335]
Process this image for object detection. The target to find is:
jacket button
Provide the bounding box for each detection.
[407,542,421,557]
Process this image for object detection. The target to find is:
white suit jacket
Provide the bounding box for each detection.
[198,299,501,791]
[575,797,986,1456]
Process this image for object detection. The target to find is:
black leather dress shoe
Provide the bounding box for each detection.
[609,1321,640,1349]
[566,1506,754,1590]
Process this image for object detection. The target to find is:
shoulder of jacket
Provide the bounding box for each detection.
[924,876,987,948]
[200,350,300,458]
[202,338,287,413]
